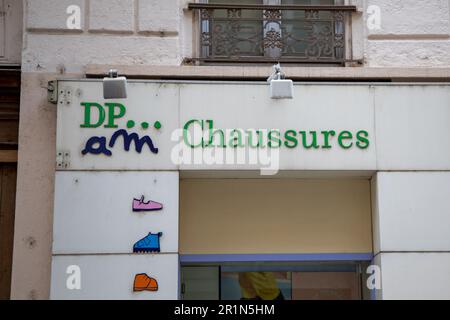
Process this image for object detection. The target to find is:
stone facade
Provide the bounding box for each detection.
[6,0,450,300]
[363,0,450,66]
[19,0,450,73]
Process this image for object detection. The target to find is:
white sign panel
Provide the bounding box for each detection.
[56,81,179,170]
[56,80,377,172]
[53,171,179,254]
[51,254,179,300]
[178,83,376,171]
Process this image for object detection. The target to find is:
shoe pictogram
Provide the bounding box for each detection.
[133,273,158,292]
[133,232,163,253]
[132,195,163,212]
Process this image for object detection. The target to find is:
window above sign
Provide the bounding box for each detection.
[187,0,359,66]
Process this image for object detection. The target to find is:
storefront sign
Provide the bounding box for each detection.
[80,102,160,156]
[183,119,369,150]
[55,81,377,171]
[78,102,370,158]
[51,171,179,299]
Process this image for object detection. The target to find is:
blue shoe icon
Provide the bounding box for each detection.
[133,232,163,253]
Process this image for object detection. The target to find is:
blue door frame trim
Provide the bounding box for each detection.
[180,253,373,263]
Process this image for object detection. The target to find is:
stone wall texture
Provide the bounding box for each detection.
[23,0,184,73]
[10,0,450,300]
[21,0,450,72]
[363,0,450,66]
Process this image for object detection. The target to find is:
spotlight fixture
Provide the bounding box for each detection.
[267,63,293,99]
[103,69,127,99]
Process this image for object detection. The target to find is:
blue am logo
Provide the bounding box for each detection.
[79,102,160,156]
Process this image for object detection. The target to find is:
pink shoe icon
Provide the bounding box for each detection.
[132,195,163,212]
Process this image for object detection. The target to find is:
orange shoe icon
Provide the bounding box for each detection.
[133,273,158,292]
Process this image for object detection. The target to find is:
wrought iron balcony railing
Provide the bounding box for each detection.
[188,3,357,65]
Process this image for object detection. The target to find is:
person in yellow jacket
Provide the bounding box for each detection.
[238,272,284,300]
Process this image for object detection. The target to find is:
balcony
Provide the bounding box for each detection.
[188,3,357,65]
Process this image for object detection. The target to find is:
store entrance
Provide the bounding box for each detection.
[0,69,20,300]
[179,175,374,300]
[181,261,370,300]
[0,165,17,299]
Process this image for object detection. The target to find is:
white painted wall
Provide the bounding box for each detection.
[377,253,450,300]
[372,172,450,252]
[375,86,450,170]
[372,172,450,299]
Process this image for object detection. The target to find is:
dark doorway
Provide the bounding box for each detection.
[0,69,20,299]
[181,261,372,300]
[0,164,17,299]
